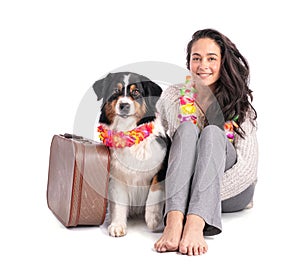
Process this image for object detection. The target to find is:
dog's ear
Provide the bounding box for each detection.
[93,73,112,101]
[143,80,162,108]
[143,80,163,98]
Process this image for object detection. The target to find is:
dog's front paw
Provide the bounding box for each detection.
[145,204,163,231]
[108,222,127,237]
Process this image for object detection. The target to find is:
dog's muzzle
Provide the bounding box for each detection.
[117,100,134,118]
[119,102,130,114]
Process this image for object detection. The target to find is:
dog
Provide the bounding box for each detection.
[93,72,169,237]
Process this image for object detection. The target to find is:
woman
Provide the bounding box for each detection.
[154,29,258,256]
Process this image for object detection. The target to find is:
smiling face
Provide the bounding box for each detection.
[189,38,221,88]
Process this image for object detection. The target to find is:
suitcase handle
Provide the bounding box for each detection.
[60,133,94,144]
[61,133,83,140]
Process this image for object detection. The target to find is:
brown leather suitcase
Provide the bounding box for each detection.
[47,133,110,227]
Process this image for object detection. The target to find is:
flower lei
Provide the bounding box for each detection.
[178,76,239,142]
[97,122,154,148]
[178,76,198,125]
[224,116,239,142]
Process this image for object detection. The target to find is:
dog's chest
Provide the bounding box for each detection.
[109,137,166,185]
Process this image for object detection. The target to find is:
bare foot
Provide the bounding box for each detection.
[154,211,184,252]
[179,214,208,256]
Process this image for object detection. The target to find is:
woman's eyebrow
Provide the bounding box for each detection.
[192,52,219,57]
[192,53,201,57]
[207,52,219,57]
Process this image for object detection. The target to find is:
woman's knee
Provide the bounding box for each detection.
[174,122,200,143]
[200,125,226,144]
[201,125,224,138]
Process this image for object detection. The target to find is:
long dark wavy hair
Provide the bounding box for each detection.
[186,28,257,137]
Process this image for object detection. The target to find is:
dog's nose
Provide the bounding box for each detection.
[119,102,130,112]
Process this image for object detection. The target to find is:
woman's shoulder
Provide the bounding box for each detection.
[157,83,182,107]
[161,83,182,97]
[156,84,183,118]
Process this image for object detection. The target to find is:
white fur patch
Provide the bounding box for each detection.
[110,111,136,131]
[108,200,128,237]
[115,97,135,118]
[123,74,131,97]
[145,190,165,231]
[146,188,165,206]
[152,115,166,137]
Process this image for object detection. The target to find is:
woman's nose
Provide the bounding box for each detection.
[199,59,209,69]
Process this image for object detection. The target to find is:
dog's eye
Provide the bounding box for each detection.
[131,89,140,97]
[112,83,123,95]
[117,83,123,89]
[113,88,120,95]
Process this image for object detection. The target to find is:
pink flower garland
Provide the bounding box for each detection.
[97,122,155,148]
[178,76,238,142]
[178,76,198,125]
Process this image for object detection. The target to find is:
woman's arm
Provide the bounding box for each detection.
[156,88,169,134]
[221,112,259,201]
[156,85,182,139]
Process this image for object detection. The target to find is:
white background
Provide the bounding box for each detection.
[1,0,299,265]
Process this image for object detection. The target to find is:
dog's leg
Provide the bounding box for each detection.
[108,201,128,237]
[145,176,165,231]
[108,178,129,237]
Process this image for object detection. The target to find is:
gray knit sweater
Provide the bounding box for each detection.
[156,84,258,201]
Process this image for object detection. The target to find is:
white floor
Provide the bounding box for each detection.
[1,162,299,266]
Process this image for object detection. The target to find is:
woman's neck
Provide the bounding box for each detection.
[194,85,215,113]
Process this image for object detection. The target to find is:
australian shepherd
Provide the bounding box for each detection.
[93,72,169,237]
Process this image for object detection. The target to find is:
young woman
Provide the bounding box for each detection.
[154,29,258,256]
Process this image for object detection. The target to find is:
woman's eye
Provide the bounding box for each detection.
[208,57,216,61]
[192,57,200,61]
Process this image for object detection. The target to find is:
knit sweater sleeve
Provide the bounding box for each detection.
[156,85,181,139]
[156,89,169,133]
[220,111,259,200]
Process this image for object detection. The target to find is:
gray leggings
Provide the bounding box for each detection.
[164,122,254,236]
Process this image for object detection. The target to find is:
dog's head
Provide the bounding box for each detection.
[93,72,162,130]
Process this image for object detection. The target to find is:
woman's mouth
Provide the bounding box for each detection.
[197,73,212,79]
